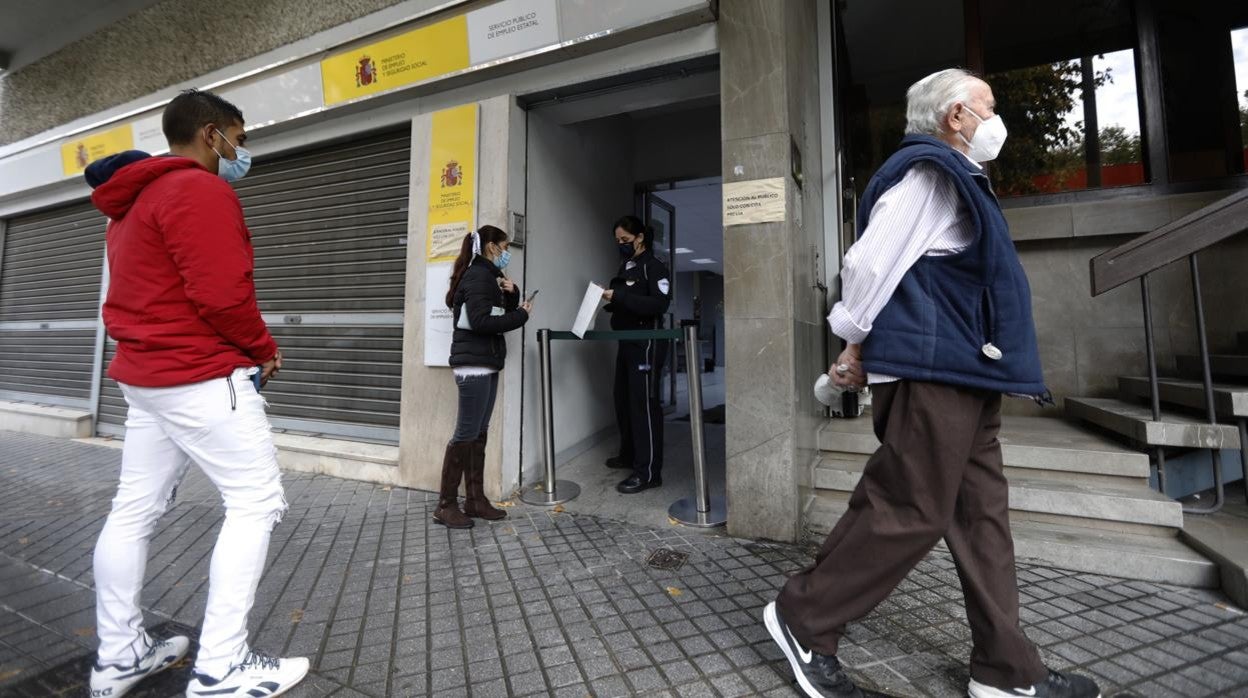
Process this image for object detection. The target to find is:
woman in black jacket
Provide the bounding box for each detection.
[437,225,532,529]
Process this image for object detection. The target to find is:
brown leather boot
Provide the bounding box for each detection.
[433,442,473,529]
[463,433,507,521]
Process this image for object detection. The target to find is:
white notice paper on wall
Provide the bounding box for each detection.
[424,262,455,367]
[723,177,787,226]
[571,283,604,339]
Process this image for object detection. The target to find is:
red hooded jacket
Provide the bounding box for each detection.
[91,156,278,387]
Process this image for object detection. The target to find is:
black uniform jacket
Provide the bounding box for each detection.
[605,248,671,336]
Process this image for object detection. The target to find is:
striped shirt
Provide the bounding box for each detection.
[828,155,981,384]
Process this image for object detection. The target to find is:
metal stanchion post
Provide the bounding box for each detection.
[669,325,727,527]
[522,328,580,505]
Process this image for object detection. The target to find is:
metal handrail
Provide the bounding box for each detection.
[1088,190,1248,513]
[1090,188,1248,296]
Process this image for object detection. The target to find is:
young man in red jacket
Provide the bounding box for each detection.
[86,90,308,698]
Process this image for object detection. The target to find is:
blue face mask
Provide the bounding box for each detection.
[213,129,252,183]
[495,249,511,270]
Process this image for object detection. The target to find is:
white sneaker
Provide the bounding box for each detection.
[89,635,190,697]
[185,650,310,697]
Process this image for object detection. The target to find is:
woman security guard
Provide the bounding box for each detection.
[602,215,672,494]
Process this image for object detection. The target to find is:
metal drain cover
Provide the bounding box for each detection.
[646,548,689,571]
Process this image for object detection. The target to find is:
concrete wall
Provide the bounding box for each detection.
[0,0,424,146]
[1013,232,1248,416]
[720,0,826,543]
[398,96,522,500]
[520,111,633,484]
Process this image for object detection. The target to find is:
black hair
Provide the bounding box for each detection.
[446,225,509,308]
[613,215,652,250]
[162,89,245,146]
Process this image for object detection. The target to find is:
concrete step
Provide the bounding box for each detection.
[1066,397,1242,450]
[1180,494,1248,608]
[804,491,1217,588]
[814,458,1182,529]
[1118,376,1248,420]
[818,415,1150,480]
[0,401,92,439]
[1177,354,1248,380]
[271,433,402,486]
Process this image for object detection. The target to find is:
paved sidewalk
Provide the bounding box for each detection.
[1,432,1247,697]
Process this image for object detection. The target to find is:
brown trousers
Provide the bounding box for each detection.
[777,380,1047,689]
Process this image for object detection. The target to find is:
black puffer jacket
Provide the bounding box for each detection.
[449,258,528,370]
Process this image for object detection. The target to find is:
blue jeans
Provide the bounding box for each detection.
[452,372,499,443]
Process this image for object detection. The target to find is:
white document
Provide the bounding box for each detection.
[572,283,604,338]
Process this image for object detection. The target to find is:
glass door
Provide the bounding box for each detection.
[643,193,678,407]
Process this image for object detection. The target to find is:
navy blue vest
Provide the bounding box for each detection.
[858,135,1048,399]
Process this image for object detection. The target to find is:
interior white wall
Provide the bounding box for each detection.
[520,112,634,482]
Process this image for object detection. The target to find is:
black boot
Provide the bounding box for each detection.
[433,442,474,529]
[463,433,506,520]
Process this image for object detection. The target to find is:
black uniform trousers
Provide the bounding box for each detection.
[613,339,667,482]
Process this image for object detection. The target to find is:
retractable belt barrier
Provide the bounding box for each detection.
[522,327,727,527]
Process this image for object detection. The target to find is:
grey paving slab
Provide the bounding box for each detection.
[1,431,1247,697]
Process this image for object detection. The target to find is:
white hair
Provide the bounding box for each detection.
[905,68,981,136]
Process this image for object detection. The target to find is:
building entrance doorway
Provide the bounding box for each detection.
[519,66,726,529]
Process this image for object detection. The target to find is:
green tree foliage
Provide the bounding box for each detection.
[1240,90,1247,147]
[988,60,1117,194]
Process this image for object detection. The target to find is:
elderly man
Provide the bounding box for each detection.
[764,69,1101,698]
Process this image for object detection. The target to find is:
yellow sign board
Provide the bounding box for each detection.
[321,15,470,106]
[426,104,478,262]
[60,123,135,177]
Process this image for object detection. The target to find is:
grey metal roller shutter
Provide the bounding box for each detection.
[240,130,410,440]
[0,202,106,408]
[96,339,126,434]
[96,129,411,441]
[239,129,411,441]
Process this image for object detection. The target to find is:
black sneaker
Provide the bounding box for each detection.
[763,601,863,697]
[968,670,1101,698]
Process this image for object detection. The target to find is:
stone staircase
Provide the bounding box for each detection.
[1061,329,1248,606]
[806,414,1218,588]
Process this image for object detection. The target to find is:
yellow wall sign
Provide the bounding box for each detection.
[321,15,470,106]
[427,103,478,263]
[60,123,135,177]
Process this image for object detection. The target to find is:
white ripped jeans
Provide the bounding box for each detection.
[93,367,287,678]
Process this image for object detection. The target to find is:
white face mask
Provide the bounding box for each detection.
[957,107,1008,163]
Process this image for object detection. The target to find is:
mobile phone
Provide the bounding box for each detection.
[251,368,263,392]
[525,289,540,302]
